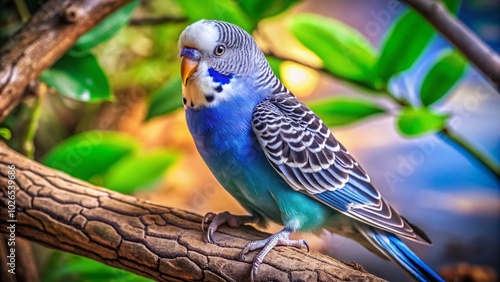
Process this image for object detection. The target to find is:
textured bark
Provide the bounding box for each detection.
[0,143,384,281]
[0,0,131,122]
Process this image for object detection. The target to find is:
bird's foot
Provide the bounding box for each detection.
[202,211,259,243]
[239,228,309,282]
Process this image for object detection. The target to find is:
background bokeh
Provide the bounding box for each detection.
[1,0,499,281]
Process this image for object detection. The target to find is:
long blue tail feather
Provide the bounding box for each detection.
[358,225,444,282]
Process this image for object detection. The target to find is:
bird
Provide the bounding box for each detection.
[178,19,444,282]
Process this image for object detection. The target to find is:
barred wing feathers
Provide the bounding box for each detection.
[252,93,430,244]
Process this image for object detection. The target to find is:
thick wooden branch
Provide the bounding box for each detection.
[0,0,131,122]
[0,143,384,281]
[401,0,500,88]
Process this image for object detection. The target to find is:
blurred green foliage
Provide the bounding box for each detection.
[238,0,299,22]
[40,53,112,102]
[42,131,140,182]
[175,0,254,32]
[43,252,152,282]
[283,0,464,136]
[375,10,436,83]
[397,108,449,137]
[42,130,178,194]
[39,1,140,102]
[290,14,377,86]
[71,0,141,54]
[420,50,467,106]
[309,97,385,127]
[146,77,183,120]
[0,127,12,140]
[101,149,179,194]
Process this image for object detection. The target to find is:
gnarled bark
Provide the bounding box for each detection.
[0,143,384,281]
[0,0,132,122]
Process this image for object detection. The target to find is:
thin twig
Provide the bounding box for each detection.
[438,128,500,179]
[129,16,187,26]
[400,0,500,88]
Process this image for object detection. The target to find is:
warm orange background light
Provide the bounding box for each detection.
[280,61,319,97]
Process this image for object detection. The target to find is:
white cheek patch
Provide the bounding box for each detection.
[182,62,237,109]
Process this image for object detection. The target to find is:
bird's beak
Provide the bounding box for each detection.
[181,56,199,86]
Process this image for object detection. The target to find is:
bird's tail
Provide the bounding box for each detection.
[356,224,444,282]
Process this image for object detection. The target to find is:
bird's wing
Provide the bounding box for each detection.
[252,93,430,244]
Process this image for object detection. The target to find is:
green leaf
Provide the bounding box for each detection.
[238,0,300,21]
[376,0,461,82]
[50,255,152,282]
[290,14,376,84]
[146,78,183,120]
[376,11,434,82]
[40,53,112,102]
[42,131,139,181]
[0,128,11,140]
[71,0,140,53]
[102,150,179,194]
[420,50,467,106]
[175,0,254,32]
[443,0,462,14]
[266,56,283,80]
[308,97,386,127]
[397,107,448,137]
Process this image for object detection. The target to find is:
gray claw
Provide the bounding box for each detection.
[207,227,216,243]
[201,212,216,232]
[239,249,247,261]
[250,266,257,282]
[303,240,310,253]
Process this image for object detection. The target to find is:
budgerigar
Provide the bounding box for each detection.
[178,19,443,282]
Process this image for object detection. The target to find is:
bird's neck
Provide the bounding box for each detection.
[185,91,262,157]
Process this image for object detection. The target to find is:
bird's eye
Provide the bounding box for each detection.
[214,44,226,56]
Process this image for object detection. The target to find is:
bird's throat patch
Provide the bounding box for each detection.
[208,68,233,85]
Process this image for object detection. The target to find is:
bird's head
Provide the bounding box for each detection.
[178,20,270,109]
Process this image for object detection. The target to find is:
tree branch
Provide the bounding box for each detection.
[401,0,500,88]
[129,16,187,26]
[0,143,384,281]
[0,0,132,122]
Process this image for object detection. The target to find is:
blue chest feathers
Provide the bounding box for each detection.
[186,97,255,159]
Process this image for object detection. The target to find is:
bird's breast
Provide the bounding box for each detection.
[185,102,255,159]
[184,99,335,229]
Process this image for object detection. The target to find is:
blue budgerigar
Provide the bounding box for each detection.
[178,20,443,282]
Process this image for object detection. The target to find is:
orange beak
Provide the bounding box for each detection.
[181,56,199,86]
